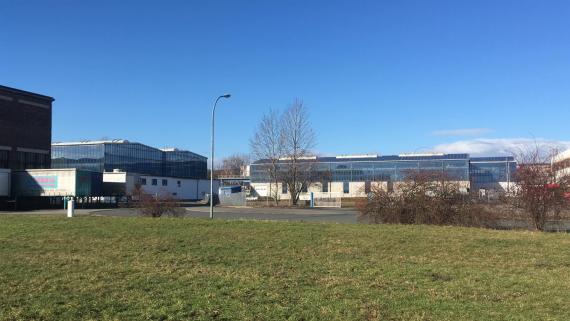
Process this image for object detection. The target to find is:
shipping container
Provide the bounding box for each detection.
[12,169,103,197]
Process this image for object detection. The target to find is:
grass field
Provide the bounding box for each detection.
[0,216,569,321]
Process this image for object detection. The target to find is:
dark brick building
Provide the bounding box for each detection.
[0,85,54,171]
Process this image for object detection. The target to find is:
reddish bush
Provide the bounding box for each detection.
[357,171,496,228]
[133,185,184,217]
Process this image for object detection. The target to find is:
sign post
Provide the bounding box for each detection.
[67,198,74,218]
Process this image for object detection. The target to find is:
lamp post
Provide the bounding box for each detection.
[210,94,231,219]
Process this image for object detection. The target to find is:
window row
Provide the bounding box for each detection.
[16,151,50,170]
[140,178,182,187]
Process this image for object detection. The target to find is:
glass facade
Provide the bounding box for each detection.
[252,154,518,192]
[51,141,207,179]
[251,154,471,183]
[162,149,207,179]
[105,143,162,176]
[52,144,105,172]
[469,157,517,190]
[15,151,50,170]
[0,150,9,168]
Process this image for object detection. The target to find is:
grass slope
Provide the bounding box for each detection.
[0,216,569,321]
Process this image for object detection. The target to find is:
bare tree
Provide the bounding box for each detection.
[218,153,250,177]
[513,144,569,231]
[250,109,283,204]
[280,99,316,205]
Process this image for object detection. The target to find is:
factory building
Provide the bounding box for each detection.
[0,85,54,202]
[0,85,54,171]
[250,153,516,200]
[0,85,213,208]
[52,140,207,179]
[49,140,212,203]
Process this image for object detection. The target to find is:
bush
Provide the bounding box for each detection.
[504,145,570,231]
[357,172,498,228]
[137,194,184,217]
[132,185,184,217]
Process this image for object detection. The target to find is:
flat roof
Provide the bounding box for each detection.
[253,153,471,164]
[52,140,131,146]
[0,85,55,101]
[470,156,516,162]
[52,140,206,158]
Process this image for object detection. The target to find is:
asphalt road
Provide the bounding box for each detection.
[3,207,570,231]
[0,206,360,224]
[183,206,359,223]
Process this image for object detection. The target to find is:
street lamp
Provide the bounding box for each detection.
[210,94,231,219]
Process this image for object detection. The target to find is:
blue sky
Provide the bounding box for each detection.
[1,0,569,159]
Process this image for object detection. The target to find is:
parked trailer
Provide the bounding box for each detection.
[12,169,102,197]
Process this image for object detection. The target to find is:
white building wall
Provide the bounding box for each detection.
[251,180,470,199]
[103,172,128,183]
[103,171,219,200]
[553,149,570,179]
[251,181,372,199]
[143,176,219,200]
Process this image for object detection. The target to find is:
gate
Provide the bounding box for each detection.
[312,192,343,208]
[218,186,246,206]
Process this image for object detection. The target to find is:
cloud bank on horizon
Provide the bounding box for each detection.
[433,138,570,156]
[432,128,494,137]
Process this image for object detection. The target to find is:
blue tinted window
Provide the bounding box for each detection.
[470,159,516,189]
[250,155,507,185]
[343,182,349,194]
[51,142,206,179]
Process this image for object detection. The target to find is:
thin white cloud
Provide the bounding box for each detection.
[433,138,570,157]
[432,128,494,137]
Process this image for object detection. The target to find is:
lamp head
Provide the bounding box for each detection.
[221,94,231,99]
